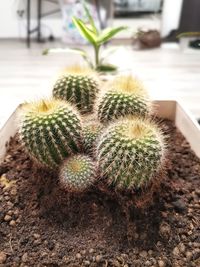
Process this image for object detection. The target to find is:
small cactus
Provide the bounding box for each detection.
[97,117,165,190]
[19,99,83,168]
[53,66,99,113]
[97,76,150,123]
[59,154,96,192]
[83,122,103,154]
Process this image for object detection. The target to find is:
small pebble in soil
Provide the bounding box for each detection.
[0,252,7,264]
[89,248,94,253]
[9,219,16,226]
[84,260,90,266]
[158,259,166,267]
[81,250,86,255]
[178,242,186,254]
[4,214,12,221]
[7,210,13,216]
[173,246,180,257]
[95,255,103,262]
[145,260,151,266]
[21,252,28,263]
[148,250,153,256]
[10,188,17,196]
[33,233,41,239]
[33,239,42,246]
[159,222,171,239]
[76,253,82,259]
[186,251,193,261]
[139,250,148,258]
[111,259,121,266]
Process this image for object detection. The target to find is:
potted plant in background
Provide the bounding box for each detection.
[43,1,127,73]
[177,32,200,50]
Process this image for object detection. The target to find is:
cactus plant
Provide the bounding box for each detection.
[53,66,99,113]
[59,154,96,192]
[82,122,103,154]
[19,99,83,168]
[97,117,165,190]
[97,76,150,123]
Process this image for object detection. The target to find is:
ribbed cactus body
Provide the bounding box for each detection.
[98,91,149,123]
[97,117,164,190]
[83,122,103,154]
[97,76,150,123]
[59,154,96,192]
[53,67,99,113]
[19,99,83,168]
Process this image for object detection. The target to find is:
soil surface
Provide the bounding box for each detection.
[0,120,200,267]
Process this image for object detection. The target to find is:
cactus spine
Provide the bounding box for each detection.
[53,66,99,113]
[97,76,150,123]
[97,117,165,190]
[19,99,83,168]
[59,154,96,192]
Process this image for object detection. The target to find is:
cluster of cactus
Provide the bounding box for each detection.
[18,67,166,196]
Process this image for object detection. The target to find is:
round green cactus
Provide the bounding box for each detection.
[97,117,165,190]
[97,76,150,123]
[53,66,99,113]
[82,122,103,154]
[59,154,96,192]
[19,99,83,168]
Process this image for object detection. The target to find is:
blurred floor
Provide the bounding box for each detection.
[0,39,200,128]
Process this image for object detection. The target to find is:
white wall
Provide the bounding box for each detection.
[0,1,20,38]
[161,0,183,37]
[0,0,62,38]
[0,0,184,39]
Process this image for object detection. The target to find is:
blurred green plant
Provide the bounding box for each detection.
[43,1,127,72]
[177,32,200,38]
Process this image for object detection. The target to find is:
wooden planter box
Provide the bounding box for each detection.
[0,100,200,162]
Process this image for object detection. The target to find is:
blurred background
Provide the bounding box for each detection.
[0,0,200,126]
[1,0,200,45]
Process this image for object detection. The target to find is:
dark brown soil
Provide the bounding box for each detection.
[0,120,200,267]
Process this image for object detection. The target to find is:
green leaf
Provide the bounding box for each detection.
[72,17,97,45]
[83,0,98,35]
[177,32,200,38]
[97,26,128,45]
[96,63,118,73]
[42,48,49,55]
